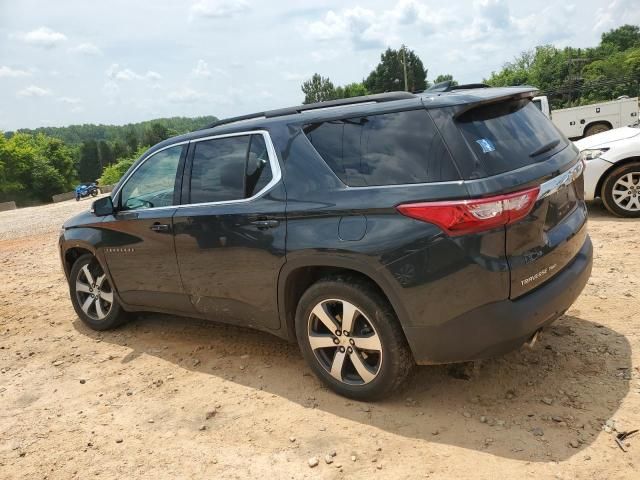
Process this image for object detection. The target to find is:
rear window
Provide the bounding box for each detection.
[304,109,459,186]
[456,99,567,177]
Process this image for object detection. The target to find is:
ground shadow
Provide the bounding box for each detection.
[73,311,632,462]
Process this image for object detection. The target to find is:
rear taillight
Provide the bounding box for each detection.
[396,187,540,236]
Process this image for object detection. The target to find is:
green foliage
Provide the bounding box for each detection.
[302,74,337,104]
[335,82,369,99]
[0,132,77,203]
[98,146,149,186]
[601,24,640,51]
[485,24,640,108]
[433,74,458,86]
[78,140,101,182]
[364,46,427,93]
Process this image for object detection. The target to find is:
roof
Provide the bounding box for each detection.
[147,86,539,155]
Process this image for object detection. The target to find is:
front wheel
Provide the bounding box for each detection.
[295,277,414,400]
[69,254,127,330]
[601,163,640,218]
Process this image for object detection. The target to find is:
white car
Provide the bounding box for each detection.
[574,126,640,217]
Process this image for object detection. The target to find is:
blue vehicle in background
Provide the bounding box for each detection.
[75,182,100,201]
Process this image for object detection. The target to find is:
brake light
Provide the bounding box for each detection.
[396,187,540,236]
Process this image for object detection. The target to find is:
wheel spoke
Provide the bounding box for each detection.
[352,333,382,352]
[96,274,107,288]
[330,349,347,381]
[312,303,339,332]
[100,290,113,304]
[349,350,376,383]
[95,300,106,319]
[81,295,95,314]
[629,197,640,210]
[81,265,95,286]
[308,333,336,350]
[340,301,358,334]
[616,176,632,188]
[76,280,91,294]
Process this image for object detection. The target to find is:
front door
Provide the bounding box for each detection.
[173,132,285,330]
[102,143,194,313]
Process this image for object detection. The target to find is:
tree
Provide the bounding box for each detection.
[142,122,170,147]
[124,128,138,155]
[301,73,337,104]
[433,74,458,86]
[99,145,149,186]
[364,46,427,93]
[335,82,369,99]
[78,140,101,182]
[97,140,115,169]
[601,24,640,52]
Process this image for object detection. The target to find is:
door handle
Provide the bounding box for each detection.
[250,219,279,230]
[150,223,171,232]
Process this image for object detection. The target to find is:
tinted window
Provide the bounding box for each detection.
[246,134,273,197]
[120,145,182,210]
[456,99,568,177]
[304,110,458,186]
[190,136,249,204]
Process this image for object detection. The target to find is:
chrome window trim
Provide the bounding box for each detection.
[111,130,281,213]
[536,160,584,201]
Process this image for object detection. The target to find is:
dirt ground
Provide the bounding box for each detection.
[0,198,639,479]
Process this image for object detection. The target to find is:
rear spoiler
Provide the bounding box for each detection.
[445,86,540,119]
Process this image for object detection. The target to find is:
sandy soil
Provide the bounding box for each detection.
[0,198,639,479]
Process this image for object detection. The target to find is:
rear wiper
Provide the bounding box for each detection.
[529,139,560,157]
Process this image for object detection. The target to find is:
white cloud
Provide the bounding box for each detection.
[190,0,249,19]
[192,59,211,78]
[304,1,455,50]
[17,85,52,97]
[168,87,206,103]
[282,71,309,81]
[0,66,31,78]
[106,64,162,81]
[69,42,102,55]
[18,27,67,48]
[58,96,81,105]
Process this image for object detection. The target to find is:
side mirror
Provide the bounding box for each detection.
[92,196,115,216]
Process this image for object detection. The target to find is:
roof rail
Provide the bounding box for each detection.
[203,91,416,129]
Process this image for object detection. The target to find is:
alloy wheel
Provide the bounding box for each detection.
[307,298,383,385]
[75,261,114,321]
[612,171,640,212]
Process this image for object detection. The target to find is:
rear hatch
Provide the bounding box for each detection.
[454,97,588,298]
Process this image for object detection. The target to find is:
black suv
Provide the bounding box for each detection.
[60,88,592,400]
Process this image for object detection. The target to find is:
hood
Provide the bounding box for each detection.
[63,209,105,229]
[574,126,640,150]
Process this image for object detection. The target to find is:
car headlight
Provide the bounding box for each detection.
[580,148,609,161]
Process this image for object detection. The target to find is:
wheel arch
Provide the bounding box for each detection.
[584,120,612,136]
[61,241,96,279]
[595,156,640,198]
[278,257,410,343]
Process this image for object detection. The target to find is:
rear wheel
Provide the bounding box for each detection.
[295,277,413,400]
[69,254,126,330]
[601,163,640,218]
[584,123,610,137]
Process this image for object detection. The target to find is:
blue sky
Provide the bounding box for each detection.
[0,0,638,130]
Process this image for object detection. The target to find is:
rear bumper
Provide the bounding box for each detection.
[406,235,593,365]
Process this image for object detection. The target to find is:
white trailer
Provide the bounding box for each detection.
[533,95,639,139]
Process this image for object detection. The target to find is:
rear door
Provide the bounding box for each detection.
[173,131,285,330]
[453,98,588,298]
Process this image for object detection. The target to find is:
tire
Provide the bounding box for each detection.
[295,276,414,401]
[91,190,98,197]
[69,253,127,330]
[601,162,640,218]
[584,123,610,137]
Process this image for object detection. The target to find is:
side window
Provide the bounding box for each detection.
[304,110,459,186]
[189,136,249,204]
[246,134,273,197]
[120,145,183,211]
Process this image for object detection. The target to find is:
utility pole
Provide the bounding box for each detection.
[402,45,408,92]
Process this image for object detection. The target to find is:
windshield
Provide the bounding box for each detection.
[457,99,568,177]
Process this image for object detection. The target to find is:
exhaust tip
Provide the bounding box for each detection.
[525,329,542,349]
